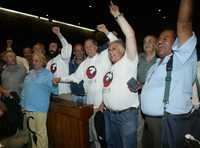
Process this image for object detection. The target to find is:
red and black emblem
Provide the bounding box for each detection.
[103,72,113,87]
[86,66,97,79]
[50,63,57,73]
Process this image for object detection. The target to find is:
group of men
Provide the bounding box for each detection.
[0,0,199,148]
[52,0,198,148]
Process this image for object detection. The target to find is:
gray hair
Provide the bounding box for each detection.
[109,39,125,49]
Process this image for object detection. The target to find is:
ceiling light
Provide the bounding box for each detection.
[0,6,95,32]
[0,7,38,18]
[52,20,95,32]
[39,17,49,21]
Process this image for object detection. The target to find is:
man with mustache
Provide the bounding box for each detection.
[141,0,197,148]
[100,2,139,148]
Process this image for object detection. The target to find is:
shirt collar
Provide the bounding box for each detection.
[156,53,173,65]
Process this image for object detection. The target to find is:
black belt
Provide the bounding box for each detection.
[144,112,190,119]
[106,107,138,114]
[77,94,86,97]
[144,114,163,119]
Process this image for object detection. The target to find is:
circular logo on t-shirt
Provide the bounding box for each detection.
[86,66,97,79]
[103,72,113,87]
[50,63,57,73]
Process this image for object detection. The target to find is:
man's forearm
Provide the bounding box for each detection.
[115,15,138,60]
[115,14,135,38]
[61,74,80,84]
[106,32,118,42]
[178,0,193,24]
[56,33,69,48]
[177,0,193,43]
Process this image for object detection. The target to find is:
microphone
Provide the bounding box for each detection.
[185,134,200,145]
[0,143,4,148]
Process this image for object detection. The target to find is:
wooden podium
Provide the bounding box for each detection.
[47,97,93,148]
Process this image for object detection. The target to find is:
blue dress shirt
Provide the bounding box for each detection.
[141,33,197,116]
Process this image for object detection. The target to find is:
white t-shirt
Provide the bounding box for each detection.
[47,35,72,95]
[65,51,111,108]
[103,53,139,111]
[61,32,117,108]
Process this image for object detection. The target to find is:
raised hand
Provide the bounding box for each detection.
[52,77,61,85]
[6,40,13,46]
[97,24,109,34]
[109,1,120,17]
[109,1,137,60]
[52,26,60,35]
[6,39,13,48]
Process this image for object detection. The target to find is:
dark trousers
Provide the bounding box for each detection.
[143,113,190,148]
[94,111,107,148]
[189,108,200,140]
[162,113,190,148]
[142,116,162,148]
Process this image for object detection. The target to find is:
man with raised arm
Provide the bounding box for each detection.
[53,24,117,147]
[47,26,72,97]
[101,2,139,148]
[141,0,197,147]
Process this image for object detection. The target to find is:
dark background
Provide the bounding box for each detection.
[0,0,199,55]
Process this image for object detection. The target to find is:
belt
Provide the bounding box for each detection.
[144,114,163,119]
[75,94,86,97]
[144,112,190,119]
[106,107,138,114]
